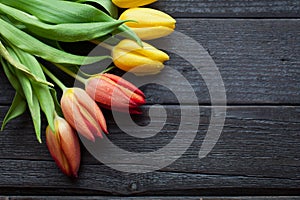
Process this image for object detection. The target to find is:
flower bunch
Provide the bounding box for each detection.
[0,0,176,177]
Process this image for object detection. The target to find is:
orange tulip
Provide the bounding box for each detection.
[86,73,145,114]
[61,88,108,142]
[46,116,80,177]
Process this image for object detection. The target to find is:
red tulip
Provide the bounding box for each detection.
[46,116,81,177]
[61,88,108,142]
[85,73,146,114]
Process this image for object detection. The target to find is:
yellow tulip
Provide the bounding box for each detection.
[112,39,169,76]
[112,0,157,8]
[119,8,176,40]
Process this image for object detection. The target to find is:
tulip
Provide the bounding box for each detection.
[112,39,169,76]
[112,0,157,8]
[46,115,80,177]
[86,73,145,114]
[61,88,108,142]
[119,8,176,40]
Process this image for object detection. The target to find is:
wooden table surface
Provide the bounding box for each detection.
[1,0,300,199]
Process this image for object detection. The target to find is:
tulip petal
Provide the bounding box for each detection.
[61,88,108,141]
[87,77,132,107]
[114,39,169,62]
[119,86,145,105]
[46,126,71,176]
[119,8,176,40]
[130,26,174,40]
[56,117,80,177]
[75,89,108,135]
[62,94,95,142]
[74,105,96,141]
[86,74,146,113]
[101,76,141,106]
[113,49,164,75]
[77,102,104,138]
[120,8,176,29]
[102,73,145,98]
[74,90,104,138]
[112,0,157,8]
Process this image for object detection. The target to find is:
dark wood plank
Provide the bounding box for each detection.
[2,197,300,200]
[0,70,14,105]
[0,159,300,195]
[145,19,300,105]
[151,0,300,18]
[1,19,300,105]
[0,105,300,195]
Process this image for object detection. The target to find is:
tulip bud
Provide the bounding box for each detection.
[46,116,80,177]
[112,39,169,76]
[112,0,157,8]
[61,88,108,142]
[119,8,176,40]
[86,73,145,114]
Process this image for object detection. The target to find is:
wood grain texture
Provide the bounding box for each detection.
[145,19,300,105]
[1,1,300,197]
[1,19,300,105]
[0,105,299,195]
[150,0,300,18]
[2,197,300,200]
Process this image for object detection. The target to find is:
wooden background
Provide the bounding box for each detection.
[1,0,300,198]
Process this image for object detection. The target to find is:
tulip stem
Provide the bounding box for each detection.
[101,66,115,74]
[90,38,116,51]
[54,63,86,84]
[42,66,67,91]
[98,42,114,51]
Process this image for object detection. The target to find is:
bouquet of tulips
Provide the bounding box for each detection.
[0,0,176,177]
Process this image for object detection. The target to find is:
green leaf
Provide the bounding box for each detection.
[0,18,110,65]
[0,4,126,42]
[16,71,41,143]
[28,21,126,42]
[50,88,63,117]
[1,92,27,131]
[10,45,46,80]
[31,93,42,143]
[0,0,141,44]
[1,57,24,95]
[0,0,112,24]
[75,0,118,19]
[0,14,26,29]
[32,83,56,133]
[0,41,53,86]
[7,47,42,143]
[12,47,56,133]
[7,47,34,106]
